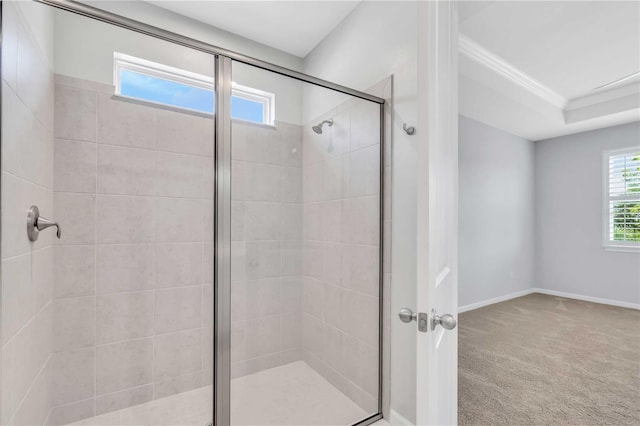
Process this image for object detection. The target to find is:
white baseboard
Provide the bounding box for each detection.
[389,409,414,426]
[458,288,535,313]
[459,288,640,312]
[531,288,640,310]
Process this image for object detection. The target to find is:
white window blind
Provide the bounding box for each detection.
[604,147,640,251]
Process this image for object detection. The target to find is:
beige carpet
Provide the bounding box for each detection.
[459,293,640,425]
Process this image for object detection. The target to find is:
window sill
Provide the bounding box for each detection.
[112,95,277,129]
[112,94,215,119]
[603,244,640,253]
[232,118,277,130]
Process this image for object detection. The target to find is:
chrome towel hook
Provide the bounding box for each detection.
[27,205,61,241]
[403,123,416,135]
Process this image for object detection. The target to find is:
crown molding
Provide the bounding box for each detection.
[566,81,640,110]
[458,33,567,109]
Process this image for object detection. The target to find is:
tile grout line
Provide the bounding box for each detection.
[93,85,99,419]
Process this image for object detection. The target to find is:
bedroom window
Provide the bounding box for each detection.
[114,52,275,125]
[603,146,640,251]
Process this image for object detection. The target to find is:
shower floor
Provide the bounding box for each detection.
[69,361,377,426]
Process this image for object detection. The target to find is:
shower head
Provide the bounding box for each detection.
[312,119,333,134]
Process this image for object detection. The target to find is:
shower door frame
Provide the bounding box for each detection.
[20,2,387,425]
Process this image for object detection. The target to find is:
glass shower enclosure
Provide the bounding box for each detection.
[0,1,384,425]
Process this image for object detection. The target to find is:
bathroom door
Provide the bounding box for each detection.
[415,1,459,425]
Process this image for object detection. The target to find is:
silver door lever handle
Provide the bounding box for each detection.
[27,205,61,241]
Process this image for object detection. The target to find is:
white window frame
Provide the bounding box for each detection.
[113,52,275,125]
[602,146,640,252]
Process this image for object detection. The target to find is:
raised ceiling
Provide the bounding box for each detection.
[146,1,360,58]
[459,1,640,140]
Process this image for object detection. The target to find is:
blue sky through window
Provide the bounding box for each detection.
[231,96,264,123]
[120,69,266,123]
[120,69,214,113]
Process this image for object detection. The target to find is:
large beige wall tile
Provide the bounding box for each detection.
[95,338,153,395]
[245,316,280,359]
[53,297,95,351]
[97,195,154,244]
[54,192,96,245]
[96,291,154,344]
[154,287,202,334]
[246,278,281,319]
[54,85,96,142]
[98,145,155,196]
[54,245,95,298]
[97,94,154,148]
[155,198,203,243]
[155,151,205,198]
[1,254,35,346]
[96,244,154,294]
[54,139,96,193]
[156,109,214,157]
[2,2,18,91]
[153,330,202,382]
[51,348,95,406]
[155,243,202,288]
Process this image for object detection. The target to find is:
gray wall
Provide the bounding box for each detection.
[458,116,536,308]
[535,122,640,305]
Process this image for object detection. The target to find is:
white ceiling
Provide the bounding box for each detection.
[146,1,359,58]
[458,1,640,140]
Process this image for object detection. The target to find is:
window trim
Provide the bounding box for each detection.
[113,52,275,125]
[602,146,640,252]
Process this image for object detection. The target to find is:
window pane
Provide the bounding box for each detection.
[120,69,214,113]
[231,96,264,123]
[611,200,640,242]
[609,152,640,196]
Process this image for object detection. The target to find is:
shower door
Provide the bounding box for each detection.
[0,2,215,424]
[219,59,383,426]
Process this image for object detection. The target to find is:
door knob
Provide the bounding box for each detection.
[399,308,429,332]
[430,309,456,331]
[398,308,417,323]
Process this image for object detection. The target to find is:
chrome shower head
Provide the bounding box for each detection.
[312,119,333,134]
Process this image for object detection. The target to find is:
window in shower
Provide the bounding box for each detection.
[114,52,275,124]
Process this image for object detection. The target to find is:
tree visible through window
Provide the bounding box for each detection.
[606,148,640,248]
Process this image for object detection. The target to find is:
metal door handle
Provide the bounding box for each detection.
[27,205,61,241]
[430,309,456,331]
[398,308,417,323]
[399,308,429,332]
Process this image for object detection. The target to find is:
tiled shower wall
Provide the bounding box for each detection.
[301,98,382,413]
[49,74,215,425]
[230,121,305,378]
[1,2,55,425]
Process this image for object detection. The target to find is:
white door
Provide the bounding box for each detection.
[416,1,459,424]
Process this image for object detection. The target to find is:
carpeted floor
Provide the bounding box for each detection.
[458,293,640,425]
